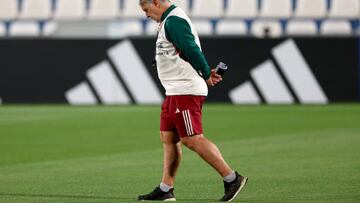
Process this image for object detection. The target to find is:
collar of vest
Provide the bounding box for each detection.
[161,4,176,22]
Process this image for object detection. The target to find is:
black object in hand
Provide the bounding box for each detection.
[215,62,228,76]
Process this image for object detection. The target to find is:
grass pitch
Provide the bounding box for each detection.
[0,104,359,202]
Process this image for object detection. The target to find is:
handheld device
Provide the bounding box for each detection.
[215,62,228,76]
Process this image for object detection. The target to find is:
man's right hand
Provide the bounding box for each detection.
[206,69,222,87]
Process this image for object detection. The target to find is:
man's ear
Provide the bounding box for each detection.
[153,0,160,7]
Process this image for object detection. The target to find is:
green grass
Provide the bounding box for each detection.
[0,104,359,202]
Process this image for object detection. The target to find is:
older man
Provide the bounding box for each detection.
[137,0,248,201]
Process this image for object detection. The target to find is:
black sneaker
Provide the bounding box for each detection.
[138,186,176,201]
[220,172,248,202]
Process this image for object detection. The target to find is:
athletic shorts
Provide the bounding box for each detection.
[160,95,206,138]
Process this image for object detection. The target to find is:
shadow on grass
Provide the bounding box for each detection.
[0,192,132,201]
[0,193,227,202]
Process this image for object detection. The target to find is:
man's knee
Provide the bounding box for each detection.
[160,131,180,144]
[181,134,204,150]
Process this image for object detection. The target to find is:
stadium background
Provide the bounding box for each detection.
[0,0,359,203]
[0,0,359,104]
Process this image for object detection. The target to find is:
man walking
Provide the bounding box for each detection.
[138,0,248,201]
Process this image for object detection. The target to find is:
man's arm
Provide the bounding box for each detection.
[164,16,211,80]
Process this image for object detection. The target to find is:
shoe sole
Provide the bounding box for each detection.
[228,177,248,202]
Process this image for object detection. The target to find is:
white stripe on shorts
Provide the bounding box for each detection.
[186,110,194,135]
[182,110,190,135]
[182,110,194,136]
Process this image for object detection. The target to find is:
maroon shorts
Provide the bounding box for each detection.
[160,95,206,138]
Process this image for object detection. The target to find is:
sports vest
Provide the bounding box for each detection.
[155,7,208,96]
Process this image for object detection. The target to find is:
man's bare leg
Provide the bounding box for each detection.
[180,134,248,201]
[160,131,182,186]
[180,134,232,177]
[138,131,180,201]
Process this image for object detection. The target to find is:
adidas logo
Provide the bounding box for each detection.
[65,40,163,105]
[65,39,328,105]
[229,39,328,104]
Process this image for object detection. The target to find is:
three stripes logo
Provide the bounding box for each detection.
[229,39,328,104]
[182,109,194,136]
[66,39,328,105]
[65,40,163,105]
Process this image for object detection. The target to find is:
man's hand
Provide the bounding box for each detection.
[206,69,223,87]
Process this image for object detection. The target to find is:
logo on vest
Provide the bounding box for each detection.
[157,42,165,49]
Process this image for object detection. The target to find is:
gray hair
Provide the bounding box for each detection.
[139,0,169,6]
[139,0,151,5]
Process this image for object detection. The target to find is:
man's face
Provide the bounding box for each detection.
[141,1,161,22]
